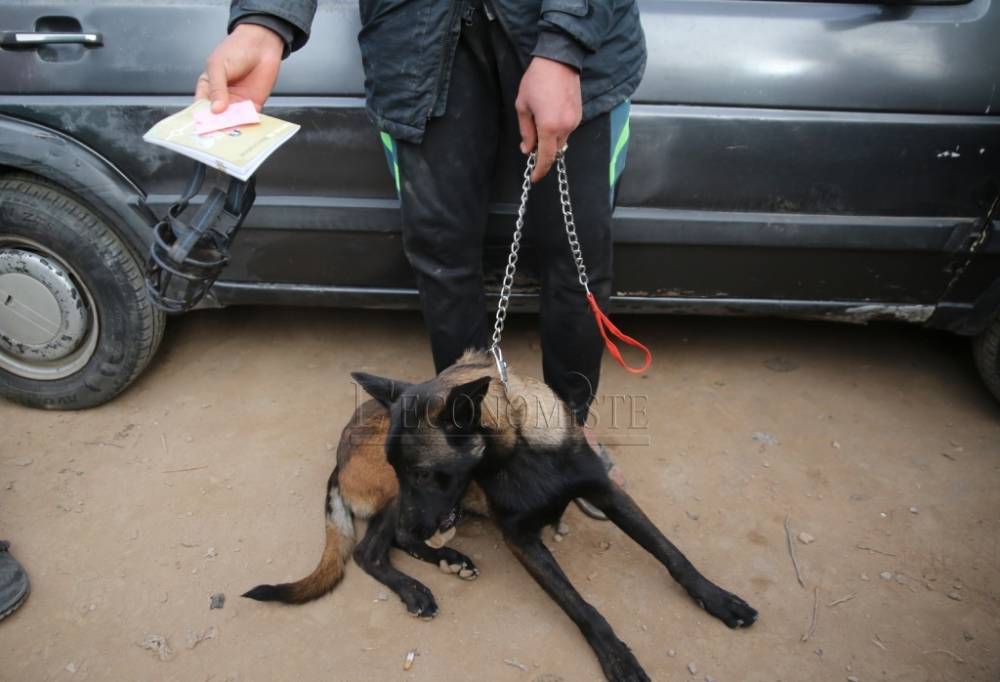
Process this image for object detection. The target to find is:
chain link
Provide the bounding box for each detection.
[556,152,591,294]
[490,152,535,354]
[490,150,590,383]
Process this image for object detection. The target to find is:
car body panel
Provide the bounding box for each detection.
[1,0,998,330]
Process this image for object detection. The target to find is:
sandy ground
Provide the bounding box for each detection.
[1,308,998,682]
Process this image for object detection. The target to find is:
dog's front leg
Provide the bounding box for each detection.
[505,533,650,682]
[353,506,439,619]
[397,540,480,581]
[587,483,758,629]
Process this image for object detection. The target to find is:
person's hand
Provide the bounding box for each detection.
[194,24,284,113]
[515,56,582,182]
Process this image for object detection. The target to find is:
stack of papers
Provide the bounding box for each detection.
[143,100,300,181]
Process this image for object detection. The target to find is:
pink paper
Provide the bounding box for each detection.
[194,100,260,135]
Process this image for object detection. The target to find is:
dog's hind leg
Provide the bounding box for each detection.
[353,505,439,619]
[397,540,479,580]
[585,482,758,629]
[505,533,650,682]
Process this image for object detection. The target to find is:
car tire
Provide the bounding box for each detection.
[972,313,1000,403]
[0,173,164,409]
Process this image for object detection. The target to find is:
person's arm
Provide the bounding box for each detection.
[536,0,614,61]
[228,0,318,56]
[516,0,616,182]
[194,1,317,113]
[230,14,298,58]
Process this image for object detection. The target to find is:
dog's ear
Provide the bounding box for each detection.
[445,376,491,433]
[351,372,412,408]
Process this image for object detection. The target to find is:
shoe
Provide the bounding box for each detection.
[0,540,29,622]
[574,441,626,521]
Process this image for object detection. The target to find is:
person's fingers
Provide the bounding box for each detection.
[205,58,230,113]
[193,73,211,102]
[533,128,558,183]
[516,102,536,156]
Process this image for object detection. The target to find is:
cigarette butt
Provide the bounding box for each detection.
[403,649,417,671]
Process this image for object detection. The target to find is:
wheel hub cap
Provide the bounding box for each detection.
[0,248,89,362]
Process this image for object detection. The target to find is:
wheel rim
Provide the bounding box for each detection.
[0,236,99,380]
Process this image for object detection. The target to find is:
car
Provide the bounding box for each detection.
[1,0,998,410]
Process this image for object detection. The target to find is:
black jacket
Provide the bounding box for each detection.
[230,0,645,144]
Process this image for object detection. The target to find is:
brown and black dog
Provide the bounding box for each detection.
[244,350,757,681]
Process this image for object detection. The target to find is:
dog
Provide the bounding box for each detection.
[244,350,757,681]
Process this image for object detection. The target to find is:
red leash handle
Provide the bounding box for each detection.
[586,292,652,374]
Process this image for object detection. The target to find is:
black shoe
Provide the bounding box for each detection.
[0,540,29,622]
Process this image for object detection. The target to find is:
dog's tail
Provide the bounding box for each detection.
[242,468,355,604]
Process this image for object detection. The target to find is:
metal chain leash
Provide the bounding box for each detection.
[490,149,589,385]
[556,151,591,295]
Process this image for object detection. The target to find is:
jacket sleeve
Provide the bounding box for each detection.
[534,0,614,65]
[229,0,317,56]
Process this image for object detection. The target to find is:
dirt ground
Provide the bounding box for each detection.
[1,308,998,682]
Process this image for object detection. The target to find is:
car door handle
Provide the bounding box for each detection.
[1,31,103,48]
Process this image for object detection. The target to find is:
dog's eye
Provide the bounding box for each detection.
[411,468,433,485]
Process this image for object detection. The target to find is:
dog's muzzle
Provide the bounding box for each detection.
[145,162,255,313]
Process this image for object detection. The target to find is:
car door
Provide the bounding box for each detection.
[0,0,412,302]
[601,0,1000,316]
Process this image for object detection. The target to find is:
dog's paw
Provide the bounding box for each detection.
[697,586,758,629]
[600,643,651,682]
[399,582,439,620]
[437,552,479,581]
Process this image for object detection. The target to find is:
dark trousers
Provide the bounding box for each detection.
[389,4,627,424]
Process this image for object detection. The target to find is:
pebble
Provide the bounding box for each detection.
[687,662,697,675]
[686,511,700,521]
[751,432,778,446]
[667,649,676,657]
[705,676,716,682]
[946,591,963,601]
[557,521,570,535]
[879,571,893,581]
[847,677,859,682]
[860,573,869,581]
[909,506,919,514]
[65,662,77,673]
[764,356,798,372]
[831,441,841,449]
[798,532,815,545]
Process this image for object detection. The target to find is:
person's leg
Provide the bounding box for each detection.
[528,112,616,426]
[489,20,632,517]
[391,9,501,374]
[488,24,629,423]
